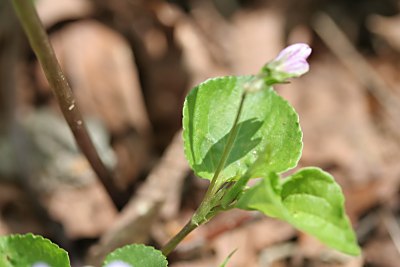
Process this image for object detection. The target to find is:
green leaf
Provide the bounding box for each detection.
[235,172,288,220]
[103,244,168,267]
[219,249,237,267]
[237,168,361,255]
[0,233,70,267]
[182,76,302,182]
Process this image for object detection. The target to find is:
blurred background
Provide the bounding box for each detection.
[1,0,400,266]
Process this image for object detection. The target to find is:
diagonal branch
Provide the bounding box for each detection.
[11,0,126,208]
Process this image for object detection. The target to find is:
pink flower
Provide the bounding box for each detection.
[244,43,312,91]
[270,43,312,77]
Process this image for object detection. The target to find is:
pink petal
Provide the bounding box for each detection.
[282,59,310,76]
[275,43,312,62]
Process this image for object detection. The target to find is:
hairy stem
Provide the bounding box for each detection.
[11,0,125,208]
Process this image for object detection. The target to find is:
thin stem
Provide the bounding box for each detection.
[161,92,248,255]
[203,92,247,201]
[161,219,197,256]
[11,0,125,208]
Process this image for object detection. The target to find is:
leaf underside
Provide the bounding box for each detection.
[182,76,302,183]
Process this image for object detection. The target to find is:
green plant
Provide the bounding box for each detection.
[0,40,360,266]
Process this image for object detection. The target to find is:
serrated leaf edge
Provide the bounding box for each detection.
[5,233,68,254]
[182,75,303,179]
[0,233,70,266]
[182,76,239,180]
[266,90,303,174]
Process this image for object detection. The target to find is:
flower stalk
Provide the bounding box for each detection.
[161,92,248,255]
[161,44,312,255]
[261,43,312,86]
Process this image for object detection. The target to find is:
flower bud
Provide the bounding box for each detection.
[261,43,312,85]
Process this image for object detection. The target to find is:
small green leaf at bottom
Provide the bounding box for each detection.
[0,233,70,267]
[103,244,168,267]
[236,167,361,255]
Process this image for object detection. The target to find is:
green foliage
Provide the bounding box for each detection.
[0,233,70,267]
[183,76,302,183]
[103,244,168,267]
[0,43,359,261]
[236,168,361,255]
[183,74,360,256]
[219,249,237,267]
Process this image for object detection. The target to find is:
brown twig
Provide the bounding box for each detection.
[11,0,125,208]
[0,1,75,254]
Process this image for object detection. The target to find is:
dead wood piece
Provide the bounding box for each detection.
[210,217,295,267]
[383,210,400,256]
[86,131,189,265]
[313,13,400,137]
[44,183,118,239]
[169,258,216,267]
[259,242,297,267]
[36,0,93,28]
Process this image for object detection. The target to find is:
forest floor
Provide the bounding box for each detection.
[1,0,400,266]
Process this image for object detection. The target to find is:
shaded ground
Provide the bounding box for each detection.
[1,0,400,266]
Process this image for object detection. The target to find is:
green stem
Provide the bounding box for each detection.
[203,92,247,200]
[161,219,197,256]
[161,92,248,256]
[11,0,125,208]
